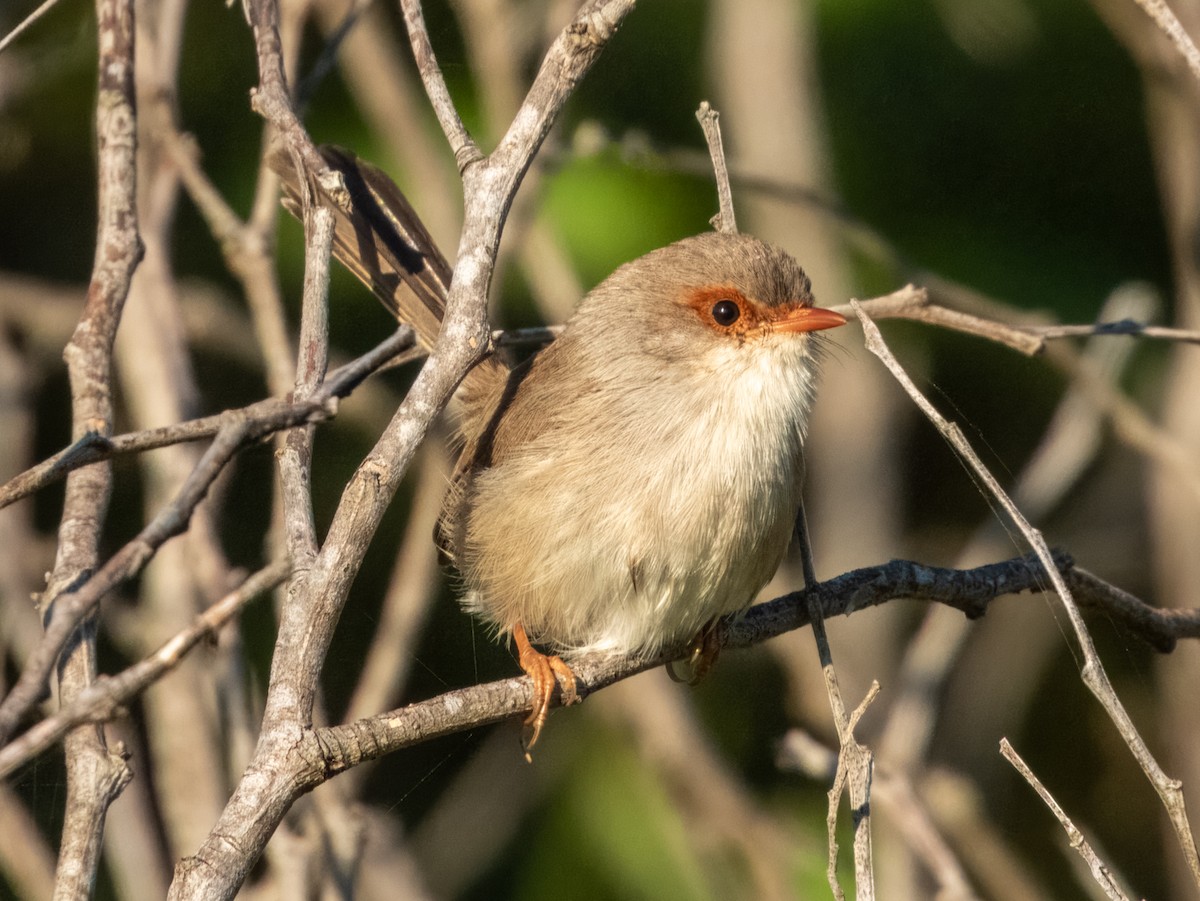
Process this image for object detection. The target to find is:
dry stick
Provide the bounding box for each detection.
[1069,567,1200,650]
[699,89,874,895]
[263,185,335,901]
[166,3,636,898]
[0,328,413,745]
[881,284,1159,773]
[778,730,978,900]
[840,286,1044,356]
[999,739,1132,901]
[852,300,1200,890]
[0,561,289,780]
[0,0,61,53]
[1130,0,1200,84]
[301,552,1080,780]
[0,327,413,510]
[160,123,295,396]
[277,197,335,565]
[1030,320,1200,343]
[696,101,737,234]
[399,0,480,172]
[844,286,1200,505]
[49,0,140,896]
[797,505,876,901]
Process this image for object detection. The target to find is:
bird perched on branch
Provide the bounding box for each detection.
[273,145,846,752]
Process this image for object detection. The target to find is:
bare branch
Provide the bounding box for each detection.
[48,0,142,893]
[277,197,335,564]
[841,287,1045,355]
[0,0,61,53]
[795,497,874,899]
[0,561,289,780]
[398,0,480,171]
[0,327,414,508]
[779,731,979,901]
[696,101,737,233]
[854,300,1200,890]
[1000,739,1133,900]
[300,550,1166,776]
[1129,0,1200,84]
[1029,319,1200,343]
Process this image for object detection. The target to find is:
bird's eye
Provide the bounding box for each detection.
[711,299,740,325]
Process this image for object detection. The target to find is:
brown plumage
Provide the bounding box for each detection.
[273,147,846,750]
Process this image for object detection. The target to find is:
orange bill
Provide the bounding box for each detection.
[772,305,848,334]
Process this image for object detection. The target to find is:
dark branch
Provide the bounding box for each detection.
[301,550,1196,781]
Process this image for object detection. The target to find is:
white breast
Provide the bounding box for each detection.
[460,335,818,657]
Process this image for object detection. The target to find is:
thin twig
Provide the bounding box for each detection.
[398,0,481,172]
[277,196,335,564]
[1129,0,1200,84]
[840,287,1044,355]
[1000,739,1132,901]
[0,561,289,779]
[796,500,875,900]
[853,300,1200,890]
[778,731,979,901]
[1029,319,1200,343]
[0,327,414,509]
[0,0,61,53]
[47,0,141,893]
[696,101,737,233]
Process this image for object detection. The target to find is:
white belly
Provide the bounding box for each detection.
[459,338,815,658]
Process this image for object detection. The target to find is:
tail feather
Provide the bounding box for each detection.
[270,144,452,356]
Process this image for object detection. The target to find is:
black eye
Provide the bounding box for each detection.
[711,299,740,325]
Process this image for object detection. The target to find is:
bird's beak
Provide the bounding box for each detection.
[771,305,848,334]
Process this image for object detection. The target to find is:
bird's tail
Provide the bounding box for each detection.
[270,144,453,358]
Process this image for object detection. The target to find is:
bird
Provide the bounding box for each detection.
[273,145,847,751]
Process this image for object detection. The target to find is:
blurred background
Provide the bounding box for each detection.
[1,0,1198,897]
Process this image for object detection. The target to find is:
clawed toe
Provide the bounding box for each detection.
[513,623,578,758]
[666,619,724,685]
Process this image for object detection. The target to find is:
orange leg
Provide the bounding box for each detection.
[513,623,578,756]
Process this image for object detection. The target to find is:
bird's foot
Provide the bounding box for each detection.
[513,623,577,759]
[667,618,724,685]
